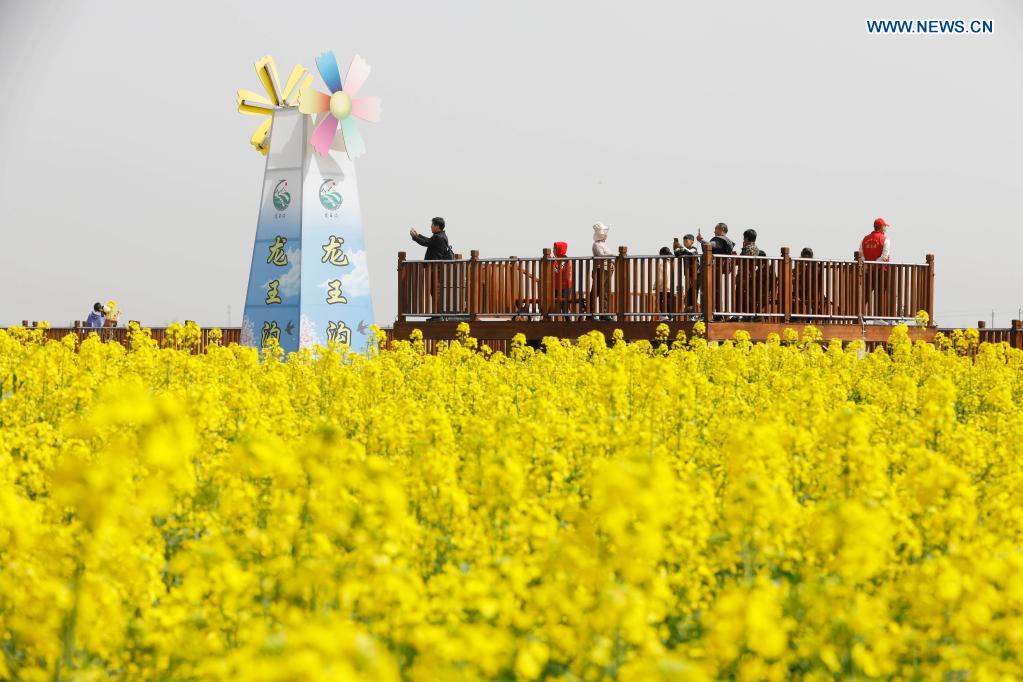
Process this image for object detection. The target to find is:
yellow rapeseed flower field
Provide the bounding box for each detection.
[2,322,1022,680]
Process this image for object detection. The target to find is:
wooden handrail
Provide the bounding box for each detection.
[396,250,935,325]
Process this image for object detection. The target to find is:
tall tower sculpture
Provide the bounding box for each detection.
[235,52,381,352]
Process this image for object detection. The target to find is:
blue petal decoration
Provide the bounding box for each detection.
[315,50,343,93]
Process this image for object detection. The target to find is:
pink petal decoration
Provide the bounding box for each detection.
[344,55,371,97]
[310,114,339,156]
[351,96,381,123]
[298,87,331,115]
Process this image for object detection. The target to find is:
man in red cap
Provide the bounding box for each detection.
[860,218,892,316]
[861,218,891,263]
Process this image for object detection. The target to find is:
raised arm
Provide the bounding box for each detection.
[411,232,433,248]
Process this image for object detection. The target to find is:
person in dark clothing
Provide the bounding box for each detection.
[409,217,454,318]
[673,234,700,311]
[672,234,699,257]
[409,217,453,260]
[740,228,765,257]
[697,223,736,316]
[696,222,736,255]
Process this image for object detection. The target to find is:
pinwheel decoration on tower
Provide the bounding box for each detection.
[236,56,312,154]
[299,51,381,159]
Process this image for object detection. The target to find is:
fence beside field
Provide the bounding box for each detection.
[397,245,936,325]
[5,320,1023,353]
[10,321,239,353]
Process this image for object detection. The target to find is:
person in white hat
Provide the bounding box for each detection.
[591,223,614,320]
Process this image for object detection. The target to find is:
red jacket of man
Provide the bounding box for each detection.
[552,242,572,288]
[861,229,889,262]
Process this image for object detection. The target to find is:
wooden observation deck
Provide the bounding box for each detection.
[392,243,939,350]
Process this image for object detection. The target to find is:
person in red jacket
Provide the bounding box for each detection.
[861,218,891,263]
[552,241,573,317]
[861,217,893,316]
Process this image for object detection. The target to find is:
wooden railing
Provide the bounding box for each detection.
[397,246,936,324]
[975,320,1023,347]
[7,322,238,353]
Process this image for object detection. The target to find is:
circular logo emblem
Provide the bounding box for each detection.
[319,179,343,211]
[272,180,291,211]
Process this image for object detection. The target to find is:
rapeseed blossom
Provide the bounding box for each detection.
[2,324,1023,680]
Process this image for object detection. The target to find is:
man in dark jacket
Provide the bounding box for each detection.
[696,222,736,255]
[409,217,453,260]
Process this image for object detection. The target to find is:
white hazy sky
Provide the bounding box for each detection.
[1,0,1021,328]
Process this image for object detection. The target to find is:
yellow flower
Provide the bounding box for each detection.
[1,325,1022,679]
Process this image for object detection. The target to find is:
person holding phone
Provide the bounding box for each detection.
[696,222,735,255]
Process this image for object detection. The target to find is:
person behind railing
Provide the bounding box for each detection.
[85,302,105,328]
[409,217,454,319]
[794,247,824,318]
[409,217,453,260]
[697,223,737,318]
[590,223,614,320]
[735,229,766,318]
[860,218,891,264]
[860,217,892,317]
[673,234,699,312]
[655,246,675,319]
[740,228,765,257]
[696,222,735,255]
[552,241,573,318]
[672,234,699,257]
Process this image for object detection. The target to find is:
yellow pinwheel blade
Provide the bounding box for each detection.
[255,56,282,105]
[237,89,274,115]
[250,117,272,154]
[298,86,330,115]
[281,65,308,104]
[287,74,313,106]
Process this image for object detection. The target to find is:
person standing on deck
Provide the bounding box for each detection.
[85,302,105,328]
[860,218,891,263]
[697,222,736,255]
[552,241,573,317]
[737,229,766,317]
[697,222,736,317]
[860,218,892,317]
[409,217,453,260]
[655,246,674,319]
[673,234,700,311]
[409,217,454,319]
[673,234,699,257]
[590,223,614,320]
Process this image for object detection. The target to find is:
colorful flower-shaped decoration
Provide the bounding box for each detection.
[299,51,381,159]
[236,56,312,154]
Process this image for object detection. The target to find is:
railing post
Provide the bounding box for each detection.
[468,250,479,321]
[452,253,463,317]
[854,250,864,324]
[397,252,408,322]
[925,253,935,326]
[508,256,519,319]
[780,247,791,323]
[701,242,714,322]
[1012,319,1023,350]
[541,247,552,321]
[616,246,628,322]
